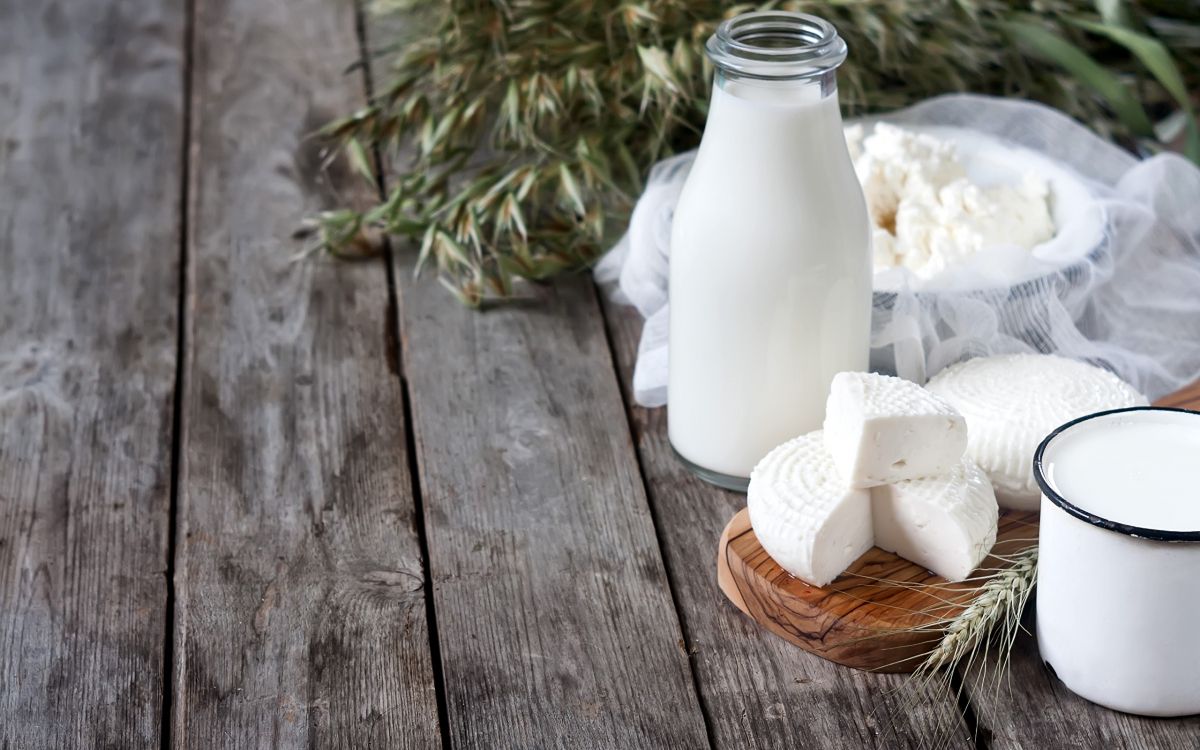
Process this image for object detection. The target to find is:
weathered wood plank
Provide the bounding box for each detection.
[0,0,184,746]
[389,265,710,746]
[173,0,440,745]
[963,384,1200,749]
[600,300,972,749]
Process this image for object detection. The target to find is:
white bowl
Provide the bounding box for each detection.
[868,124,1105,294]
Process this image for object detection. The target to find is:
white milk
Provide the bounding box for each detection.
[668,79,871,483]
[1040,409,1200,531]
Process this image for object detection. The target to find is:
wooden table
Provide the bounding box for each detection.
[4,0,1200,747]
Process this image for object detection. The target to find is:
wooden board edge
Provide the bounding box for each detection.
[716,508,754,617]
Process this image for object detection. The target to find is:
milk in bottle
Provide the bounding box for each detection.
[668,12,871,489]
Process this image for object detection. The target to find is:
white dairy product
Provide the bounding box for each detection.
[823,371,967,488]
[844,123,1055,279]
[926,354,1148,510]
[871,458,998,582]
[669,81,871,481]
[1040,409,1200,532]
[747,431,873,587]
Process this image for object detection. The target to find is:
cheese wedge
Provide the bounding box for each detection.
[823,371,967,488]
[926,354,1147,510]
[747,431,873,587]
[871,458,998,582]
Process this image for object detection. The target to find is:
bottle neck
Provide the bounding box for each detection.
[700,69,846,158]
[713,68,838,106]
[705,11,846,97]
[698,12,849,155]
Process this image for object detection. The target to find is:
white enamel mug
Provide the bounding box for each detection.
[1034,406,1200,717]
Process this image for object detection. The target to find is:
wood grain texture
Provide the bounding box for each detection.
[962,385,1200,749]
[717,508,1038,672]
[390,267,709,748]
[600,301,972,749]
[173,0,440,745]
[0,0,184,746]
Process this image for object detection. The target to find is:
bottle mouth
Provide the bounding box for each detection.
[706,12,847,80]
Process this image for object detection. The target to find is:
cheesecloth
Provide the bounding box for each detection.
[595,94,1200,406]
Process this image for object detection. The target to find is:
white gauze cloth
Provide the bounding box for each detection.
[595,94,1200,407]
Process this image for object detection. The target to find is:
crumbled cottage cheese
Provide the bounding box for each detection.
[845,123,1055,280]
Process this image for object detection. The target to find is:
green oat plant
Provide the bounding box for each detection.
[315,0,1200,306]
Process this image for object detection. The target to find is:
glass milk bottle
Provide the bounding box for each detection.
[668,12,871,490]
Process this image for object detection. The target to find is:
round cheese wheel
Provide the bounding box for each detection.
[926,354,1147,510]
[747,431,872,587]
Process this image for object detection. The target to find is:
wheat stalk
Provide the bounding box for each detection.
[920,546,1038,676]
[877,545,1038,749]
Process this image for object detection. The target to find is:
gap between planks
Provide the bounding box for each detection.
[350,2,452,745]
[162,0,198,745]
[592,286,719,748]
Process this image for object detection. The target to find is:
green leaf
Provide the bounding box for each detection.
[487,264,514,297]
[501,194,528,239]
[344,138,376,184]
[418,116,436,155]
[1186,120,1200,164]
[671,37,694,79]
[637,45,681,94]
[620,3,659,27]
[430,107,462,150]
[414,223,438,277]
[1093,0,1133,29]
[496,254,532,281]
[382,218,427,236]
[515,168,537,201]
[558,163,586,216]
[1003,20,1155,137]
[319,107,375,137]
[438,276,481,308]
[436,228,473,268]
[480,166,527,207]
[613,141,641,192]
[501,80,520,138]
[1072,19,1193,114]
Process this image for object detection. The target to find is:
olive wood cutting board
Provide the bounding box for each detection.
[717,507,1038,673]
[716,385,1200,673]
